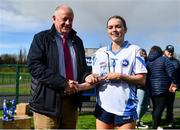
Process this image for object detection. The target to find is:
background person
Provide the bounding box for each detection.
[27,4,92,129]
[163,45,180,128]
[146,46,177,129]
[88,15,147,129]
[136,49,150,129]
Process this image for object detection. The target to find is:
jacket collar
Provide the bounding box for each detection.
[48,24,77,41]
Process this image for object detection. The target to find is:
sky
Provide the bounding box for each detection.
[0,0,180,55]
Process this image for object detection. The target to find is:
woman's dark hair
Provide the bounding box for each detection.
[150,45,163,55]
[107,15,127,30]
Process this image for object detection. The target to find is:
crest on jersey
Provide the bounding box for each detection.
[122,59,129,67]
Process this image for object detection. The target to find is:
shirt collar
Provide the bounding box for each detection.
[107,40,129,51]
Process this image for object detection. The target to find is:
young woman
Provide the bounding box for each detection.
[86,15,147,129]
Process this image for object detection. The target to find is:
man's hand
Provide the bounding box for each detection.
[169,83,177,93]
[64,80,79,95]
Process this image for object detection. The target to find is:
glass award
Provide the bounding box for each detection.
[92,50,110,77]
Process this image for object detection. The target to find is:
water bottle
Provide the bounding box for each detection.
[2,99,15,121]
[3,99,8,121]
[10,99,15,121]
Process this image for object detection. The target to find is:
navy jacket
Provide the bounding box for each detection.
[27,25,90,116]
[169,57,180,88]
[147,51,176,96]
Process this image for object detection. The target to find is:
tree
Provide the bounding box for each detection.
[0,54,16,64]
[18,48,27,64]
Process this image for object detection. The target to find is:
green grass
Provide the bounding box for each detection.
[0,111,179,129]
[1,71,180,98]
[176,90,180,98]
[1,87,180,99]
[142,114,180,129]
[0,72,30,85]
[77,112,180,129]
[76,112,96,129]
[0,110,2,116]
[0,86,30,95]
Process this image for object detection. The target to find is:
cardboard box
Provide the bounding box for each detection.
[16,103,30,115]
[0,115,32,129]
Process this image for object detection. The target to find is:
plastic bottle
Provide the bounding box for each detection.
[3,99,8,121]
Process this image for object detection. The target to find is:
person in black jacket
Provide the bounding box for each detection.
[27,4,96,129]
[163,45,180,128]
[146,46,177,129]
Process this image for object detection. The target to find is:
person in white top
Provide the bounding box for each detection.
[85,15,147,129]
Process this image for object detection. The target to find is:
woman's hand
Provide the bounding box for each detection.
[85,74,102,84]
[105,72,121,80]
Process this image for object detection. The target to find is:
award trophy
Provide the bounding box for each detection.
[92,50,110,77]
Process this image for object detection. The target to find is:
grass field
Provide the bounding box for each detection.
[0,110,180,129]
[0,86,30,95]
[1,72,180,97]
[0,86,180,98]
[0,72,30,85]
[77,112,180,129]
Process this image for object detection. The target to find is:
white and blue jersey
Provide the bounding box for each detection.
[92,41,147,116]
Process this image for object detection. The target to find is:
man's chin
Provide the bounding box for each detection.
[62,30,71,34]
[62,31,71,35]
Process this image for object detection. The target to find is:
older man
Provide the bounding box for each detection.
[27,4,90,129]
[164,45,180,128]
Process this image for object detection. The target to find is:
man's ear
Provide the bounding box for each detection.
[52,15,56,21]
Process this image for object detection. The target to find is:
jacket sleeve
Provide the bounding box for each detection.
[165,58,177,84]
[174,59,180,88]
[27,34,67,90]
[177,60,180,88]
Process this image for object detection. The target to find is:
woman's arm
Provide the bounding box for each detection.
[78,82,94,91]
[105,72,146,86]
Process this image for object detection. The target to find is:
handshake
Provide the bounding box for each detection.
[64,74,102,95]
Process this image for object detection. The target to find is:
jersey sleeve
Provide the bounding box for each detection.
[133,48,147,74]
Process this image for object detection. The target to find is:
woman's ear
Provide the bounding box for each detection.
[125,28,128,33]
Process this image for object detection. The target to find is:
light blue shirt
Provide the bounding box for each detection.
[55,32,77,80]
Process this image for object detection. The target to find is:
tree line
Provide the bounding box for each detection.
[0,49,27,64]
